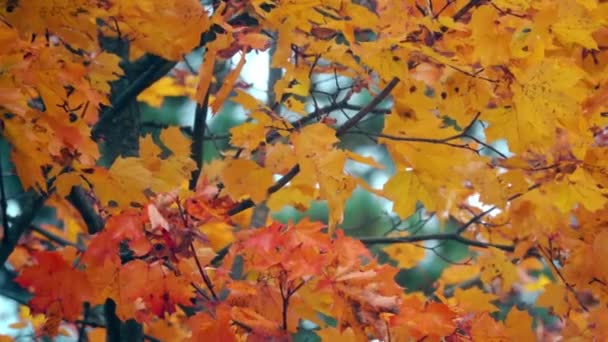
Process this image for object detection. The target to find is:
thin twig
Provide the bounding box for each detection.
[31,225,83,251]
[453,0,483,21]
[336,77,400,136]
[174,199,218,301]
[434,0,456,18]
[223,78,402,265]
[456,183,540,234]
[360,233,514,251]
[227,165,300,216]
[538,244,589,312]
[190,243,218,301]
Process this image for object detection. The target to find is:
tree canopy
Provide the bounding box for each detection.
[1,0,608,340]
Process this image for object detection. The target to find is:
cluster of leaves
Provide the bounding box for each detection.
[1,0,608,340]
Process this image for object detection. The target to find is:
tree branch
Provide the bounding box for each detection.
[453,0,484,21]
[227,78,400,218]
[190,243,218,301]
[0,191,46,265]
[538,244,589,312]
[190,89,211,190]
[67,186,104,234]
[91,57,176,141]
[362,184,542,252]
[77,303,90,342]
[335,77,400,136]
[0,156,8,245]
[360,233,514,252]
[455,183,540,234]
[0,266,31,305]
[75,319,160,342]
[31,225,83,251]
[227,165,300,216]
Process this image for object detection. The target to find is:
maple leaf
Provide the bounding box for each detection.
[450,287,500,313]
[115,0,211,61]
[15,249,92,322]
[479,248,519,293]
[137,75,196,107]
[391,295,457,340]
[504,308,535,341]
[82,211,150,267]
[537,283,570,316]
[186,304,237,342]
[383,170,438,219]
[121,260,194,321]
[383,240,426,269]
[220,159,274,204]
[469,312,508,341]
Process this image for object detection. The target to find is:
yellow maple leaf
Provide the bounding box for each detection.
[230,122,267,151]
[161,127,193,158]
[87,158,152,207]
[536,282,570,316]
[440,264,482,285]
[478,248,518,293]
[199,222,234,251]
[451,287,499,313]
[220,159,274,204]
[505,308,535,341]
[265,143,298,174]
[486,59,585,153]
[544,168,607,213]
[552,0,601,49]
[117,0,210,61]
[383,170,438,219]
[267,186,314,212]
[383,241,426,269]
[470,6,511,66]
[137,76,194,107]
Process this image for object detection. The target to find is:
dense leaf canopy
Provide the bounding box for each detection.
[1,0,608,340]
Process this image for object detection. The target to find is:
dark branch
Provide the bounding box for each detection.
[190,243,218,301]
[31,225,83,251]
[0,156,8,245]
[77,303,90,342]
[75,319,161,342]
[345,111,509,159]
[453,0,484,21]
[227,165,300,216]
[91,57,176,141]
[190,89,211,190]
[0,191,46,265]
[455,183,540,234]
[360,233,514,252]
[538,244,589,312]
[335,77,400,136]
[67,186,104,234]
[227,78,400,218]
[0,266,31,305]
